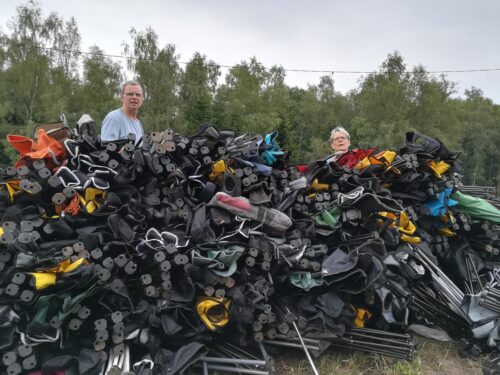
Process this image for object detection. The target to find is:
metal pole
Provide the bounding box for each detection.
[200,356,267,367]
[202,364,270,375]
[262,340,320,351]
[291,320,320,375]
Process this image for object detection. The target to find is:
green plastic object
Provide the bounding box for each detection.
[452,191,500,224]
[290,271,324,290]
[314,206,342,229]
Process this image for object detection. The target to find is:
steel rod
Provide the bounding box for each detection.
[349,327,411,339]
[328,343,412,360]
[202,363,270,375]
[331,337,413,353]
[344,332,413,347]
[291,320,320,375]
[262,340,320,351]
[200,356,267,367]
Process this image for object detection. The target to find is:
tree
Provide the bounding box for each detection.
[214,58,290,140]
[0,0,81,128]
[285,87,321,161]
[179,52,220,134]
[77,46,123,122]
[352,52,413,148]
[123,27,180,132]
[457,88,500,185]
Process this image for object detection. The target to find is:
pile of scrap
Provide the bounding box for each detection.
[1,119,500,375]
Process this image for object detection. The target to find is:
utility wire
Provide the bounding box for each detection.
[1,40,500,75]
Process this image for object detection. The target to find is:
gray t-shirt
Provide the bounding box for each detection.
[101,108,144,144]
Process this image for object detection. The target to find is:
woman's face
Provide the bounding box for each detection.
[331,132,350,153]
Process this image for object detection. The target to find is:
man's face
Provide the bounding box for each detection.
[121,84,144,112]
[331,132,350,153]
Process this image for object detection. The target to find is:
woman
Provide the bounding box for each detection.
[328,126,351,162]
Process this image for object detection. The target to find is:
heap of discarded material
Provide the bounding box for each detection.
[1,118,500,375]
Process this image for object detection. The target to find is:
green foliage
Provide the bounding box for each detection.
[179,52,220,134]
[456,88,500,185]
[213,58,292,145]
[0,2,499,186]
[0,0,81,129]
[302,137,332,162]
[78,46,122,124]
[123,27,180,132]
[0,122,21,165]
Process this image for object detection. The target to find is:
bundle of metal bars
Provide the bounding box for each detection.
[328,328,416,360]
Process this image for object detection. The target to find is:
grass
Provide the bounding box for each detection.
[274,338,483,375]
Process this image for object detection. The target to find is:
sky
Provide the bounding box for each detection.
[1,0,500,103]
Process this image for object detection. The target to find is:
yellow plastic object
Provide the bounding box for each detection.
[310,179,329,191]
[212,160,227,174]
[448,212,457,224]
[79,194,95,214]
[80,188,105,213]
[438,227,457,237]
[0,227,3,237]
[196,297,231,331]
[355,157,372,171]
[42,214,61,219]
[30,272,57,290]
[85,188,105,202]
[1,180,22,203]
[64,258,88,273]
[378,150,397,165]
[378,211,409,232]
[45,257,87,273]
[427,160,450,178]
[355,157,380,172]
[385,165,402,175]
[379,211,420,243]
[401,233,422,244]
[209,160,227,181]
[352,306,372,328]
[378,211,397,220]
[398,212,416,235]
[30,258,89,290]
[356,151,396,172]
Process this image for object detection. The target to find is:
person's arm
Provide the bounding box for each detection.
[101,112,122,141]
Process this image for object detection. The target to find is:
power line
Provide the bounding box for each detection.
[2,40,500,75]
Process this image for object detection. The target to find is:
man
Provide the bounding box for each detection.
[101,80,145,144]
[327,126,351,162]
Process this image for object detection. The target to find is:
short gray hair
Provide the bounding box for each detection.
[330,126,350,142]
[121,80,143,95]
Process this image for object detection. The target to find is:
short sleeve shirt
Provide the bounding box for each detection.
[101,109,144,145]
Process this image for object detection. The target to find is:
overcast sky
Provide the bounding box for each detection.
[1,0,500,103]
